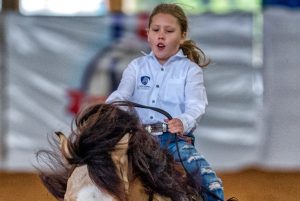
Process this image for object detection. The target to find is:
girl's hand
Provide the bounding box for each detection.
[164,118,184,136]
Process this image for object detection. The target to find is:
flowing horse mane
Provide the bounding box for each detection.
[36,101,201,201]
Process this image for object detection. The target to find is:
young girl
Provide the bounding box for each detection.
[106,3,224,201]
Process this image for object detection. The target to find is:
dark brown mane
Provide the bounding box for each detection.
[36,101,199,201]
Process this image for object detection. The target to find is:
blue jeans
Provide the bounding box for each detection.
[156,132,224,201]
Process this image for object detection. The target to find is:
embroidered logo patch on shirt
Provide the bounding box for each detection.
[138,76,151,90]
[141,76,150,85]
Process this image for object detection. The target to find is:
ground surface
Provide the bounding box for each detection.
[1,168,300,201]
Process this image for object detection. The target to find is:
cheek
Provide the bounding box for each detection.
[147,37,155,46]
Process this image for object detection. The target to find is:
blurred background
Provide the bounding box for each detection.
[0,0,300,200]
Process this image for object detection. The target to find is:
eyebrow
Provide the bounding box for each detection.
[151,24,176,29]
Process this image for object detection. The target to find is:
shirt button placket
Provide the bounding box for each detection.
[149,66,164,121]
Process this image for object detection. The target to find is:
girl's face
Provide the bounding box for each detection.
[147,13,186,65]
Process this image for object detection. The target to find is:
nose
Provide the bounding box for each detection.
[158,30,165,39]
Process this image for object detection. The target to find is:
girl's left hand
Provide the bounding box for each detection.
[164,118,184,136]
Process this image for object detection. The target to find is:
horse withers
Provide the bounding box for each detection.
[36,102,202,201]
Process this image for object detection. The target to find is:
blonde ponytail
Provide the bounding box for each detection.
[180,40,210,67]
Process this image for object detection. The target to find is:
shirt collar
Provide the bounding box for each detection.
[145,49,186,61]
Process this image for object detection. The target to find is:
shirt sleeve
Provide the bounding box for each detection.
[178,65,208,133]
[105,61,136,103]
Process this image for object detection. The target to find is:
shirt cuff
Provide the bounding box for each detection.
[177,115,194,134]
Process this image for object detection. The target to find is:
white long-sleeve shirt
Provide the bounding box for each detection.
[106,50,208,134]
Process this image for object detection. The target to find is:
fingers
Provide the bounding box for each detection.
[166,118,184,135]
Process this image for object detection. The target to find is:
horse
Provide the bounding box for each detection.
[36,101,203,201]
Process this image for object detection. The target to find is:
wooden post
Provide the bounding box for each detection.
[106,0,123,13]
[2,0,19,11]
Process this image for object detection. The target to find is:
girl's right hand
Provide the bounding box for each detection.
[164,118,184,136]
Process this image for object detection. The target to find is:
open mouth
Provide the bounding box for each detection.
[157,43,165,50]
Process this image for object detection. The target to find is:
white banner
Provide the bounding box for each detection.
[0,16,5,162]
[262,7,300,169]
